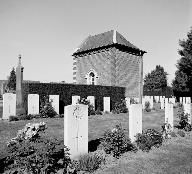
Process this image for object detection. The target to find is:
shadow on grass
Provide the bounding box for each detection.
[88,138,101,152]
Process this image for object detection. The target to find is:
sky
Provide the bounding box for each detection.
[0,0,191,85]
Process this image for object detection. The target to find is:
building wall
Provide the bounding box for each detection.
[73,46,142,98]
[115,48,142,97]
[74,48,115,86]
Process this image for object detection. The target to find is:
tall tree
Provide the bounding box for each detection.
[6,67,16,92]
[172,27,192,92]
[144,65,168,91]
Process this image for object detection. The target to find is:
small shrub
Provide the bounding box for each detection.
[135,129,163,152]
[130,98,138,104]
[170,132,177,137]
[99,124,136,158]
[9,115,19,122]
[4,123,71,174]
[95,108,103,115]
[144,101,151,112]
[177,130,185,137]
[177,105,192,131]
[112,99,128,114]
[78,98,95,116]
[40,97,57,118]
[18,114,33,121]
[74,152,105,173]
[161,122,172,139]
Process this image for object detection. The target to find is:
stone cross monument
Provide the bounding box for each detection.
[16,54,24,115]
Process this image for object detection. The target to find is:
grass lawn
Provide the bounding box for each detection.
[95,132,192,174]
[0,106,180,160]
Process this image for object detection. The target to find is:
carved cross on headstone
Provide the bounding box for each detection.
[73,105,83,151]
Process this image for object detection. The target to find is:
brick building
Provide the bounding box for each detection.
[72,30,146,98]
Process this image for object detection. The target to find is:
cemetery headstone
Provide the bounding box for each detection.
[165,103,173,131]
[125,97,130,110]
[186,97,191,104]
[103,97,110,112]
[129,104,142,142]
[3,93,16,119]
[49,95,59,114]
[160,97,165,109]
[72,95,80,105]
[87,96,95,108]
[64,104,88,159]
[28,94,39,115]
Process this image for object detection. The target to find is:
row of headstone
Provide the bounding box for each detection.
[179,97,191,105]
[2,93,112,119]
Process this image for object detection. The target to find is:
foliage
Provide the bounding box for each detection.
[99,124,136,158]
[77,98,95,116]
[112,99,128,114]
[9,115,19,122]
[144,101,151,112]
[72,151,105,173]
[172,27,192,92]
[40,96,57,118]
[4,123,71,174]
[177,130,185,137]
[177,104,192,131]
[161,122,172,139]
[144,65,168,91]
[6,67,16,93]
[135,129,163,152]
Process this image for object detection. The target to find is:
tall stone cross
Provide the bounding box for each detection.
[16,54,24,115]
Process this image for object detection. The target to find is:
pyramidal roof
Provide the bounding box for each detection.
[73,30,146,55]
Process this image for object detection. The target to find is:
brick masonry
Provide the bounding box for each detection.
[74,46,143,98]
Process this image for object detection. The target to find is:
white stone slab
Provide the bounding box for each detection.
[104,97,110,112]
[160,97,165,109]
[49,95,59,114]
[165,103,173,131]
[165,98,169,109]
[72,95,80,105]
[64,104,88,159]
[87,96,95,108]
[125,97,131,110]
[182,97,186,105]
[28,94,39,115]
[186,97,191,104]
[169,97,176,105]
[154,96,159,103]
[3,93,16,119]
[129,104,142,142]
[184,103,192,124]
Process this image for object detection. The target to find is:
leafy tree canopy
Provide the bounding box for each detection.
[6,67,16,92]
[144,65,168,91]
[172,27,192,92]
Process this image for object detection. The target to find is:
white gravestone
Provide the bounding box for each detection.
[179,97,182,104]
[186,97,191,104]
[129,104,142,142]
[87,96,95,108]
[165,98,169,109]
[72,95,80,105]
[3,93,16,119]
[49,95,59,114]
[154,96,159,103]
[165,103,173,131]
[64,104,88,159]
[28,94,39,115]
[104,97,110,112]
[169,97,176,105]
[182,97,186,105]
[125,97,131,110]
[160,97,165,109]
[184,103,192,124]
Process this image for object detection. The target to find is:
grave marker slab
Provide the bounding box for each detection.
[104,97,110,112]
[49,95,59,114]
[72,96,80,105]
[87,96,95,108]
[186,97,191,104]
[160,97,165,109]
[125,97,130,110]
[129,104,142,142]
[28,94,39,115]
[3,93,16,119]
[64,104,88,159]
[165,103,173,131]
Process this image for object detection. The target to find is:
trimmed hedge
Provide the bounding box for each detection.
[22,83,126,114]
